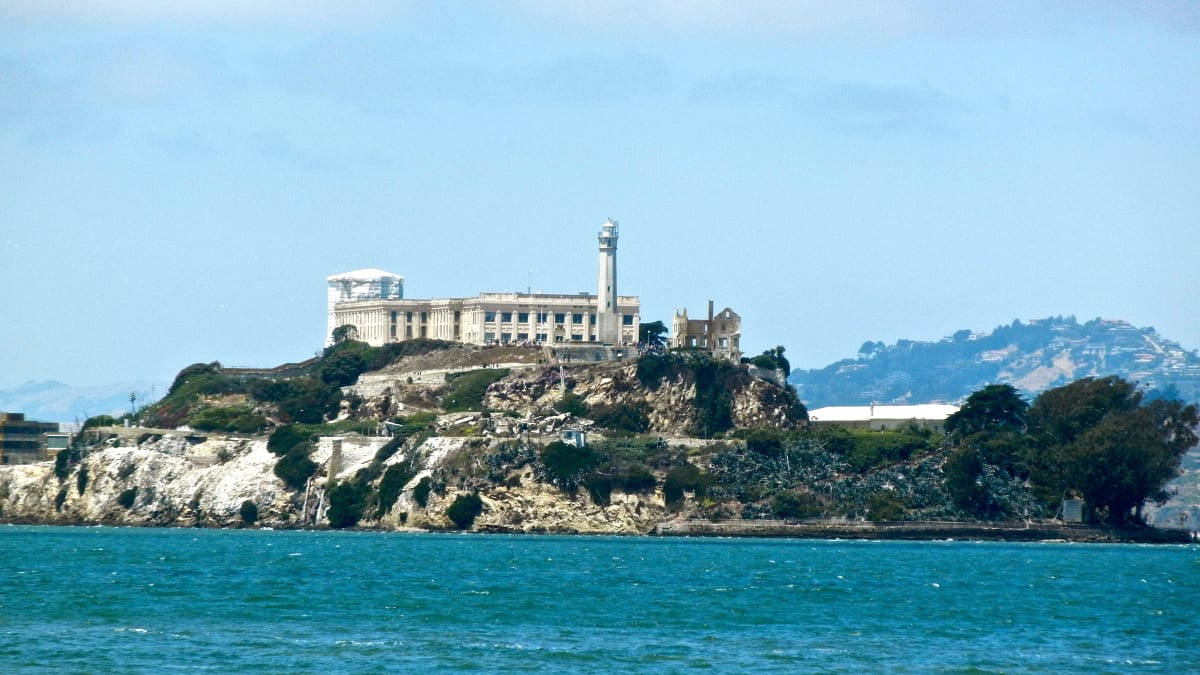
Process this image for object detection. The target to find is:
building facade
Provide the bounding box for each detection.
[671,300,742,362]
[806,404,960,432]
[326,220,640,348]
[0,412,59,464]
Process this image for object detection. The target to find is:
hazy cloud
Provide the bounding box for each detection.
[693,72,960,135]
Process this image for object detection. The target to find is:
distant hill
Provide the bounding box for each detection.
[790,316,1200,407]
[0,380,165,424]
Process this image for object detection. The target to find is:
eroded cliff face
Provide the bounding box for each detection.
[0,436,288,528]
[480,361,801,435]
[0,432,671,533]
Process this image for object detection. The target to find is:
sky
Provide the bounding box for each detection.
[2,1,1198,388]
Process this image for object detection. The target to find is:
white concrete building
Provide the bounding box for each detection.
[807,404,960,432]
[326,221,640,348]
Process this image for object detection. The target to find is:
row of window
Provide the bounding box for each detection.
[482,311,635,325]
[483,332,596,343]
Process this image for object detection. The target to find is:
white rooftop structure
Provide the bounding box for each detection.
[808,404,960,431]
[327,268,406,284]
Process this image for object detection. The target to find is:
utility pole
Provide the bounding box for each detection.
[128,391,137,416]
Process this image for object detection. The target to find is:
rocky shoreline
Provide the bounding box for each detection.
[653,518,1196,543]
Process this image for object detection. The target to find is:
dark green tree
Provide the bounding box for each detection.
[1024,376,1198,524]
[945,384,1028,438]
[638,320,668,348]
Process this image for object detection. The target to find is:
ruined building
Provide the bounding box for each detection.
[671,301,742,362]
[326,219,640,348]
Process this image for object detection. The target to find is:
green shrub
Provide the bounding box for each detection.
[772,490,822,519]
[187,405,268,433]
[267,425,314,456]
[76,465,89,495]
[117,487,138,509]
[442,369,510,412]
[413,476,433,508]
[274,451,318,491]
[554,392,590,417]
[867,491,907,522]
[616,464,656,493]
[445,493,484,529]
[665,463,713,498]
[844,430,930,473]
[740,428,787,456]
[54,487,67,511]
[239,500,258,525]
[81,415,118,430]
[377,462,417,516]
[583,474,613,506]
[54,449,71,481]
[664,479,684,506]
[590,401,651,433]
[540,441,602,489]
[327,480,371,528]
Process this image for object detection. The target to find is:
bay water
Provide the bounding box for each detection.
[1,526,1197,672]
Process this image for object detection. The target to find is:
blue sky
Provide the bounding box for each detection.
[2,1,1198,388]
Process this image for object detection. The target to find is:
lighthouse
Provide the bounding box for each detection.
[596,218,619,344]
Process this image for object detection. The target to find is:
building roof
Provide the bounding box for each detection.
[327,268,405,283]
[807,404,960,423]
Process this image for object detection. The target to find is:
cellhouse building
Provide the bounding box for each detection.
[326,219,641,348]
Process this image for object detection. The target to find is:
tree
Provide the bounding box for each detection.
[945,384,1028,438]
[639,320,667,348]
[327,480,370,528]
[1060,400,1197,525]
[749,346,791,378]
[331,324,359,344]
[1024,376,1198,525]
[943,447,988,515]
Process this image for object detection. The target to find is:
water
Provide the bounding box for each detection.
[1,526,1197,672]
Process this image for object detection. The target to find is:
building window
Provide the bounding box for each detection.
[454,311,461,320]
[537,312,549,323]
[484,332,496,342]
[622,314,633,326]
[518,312,529,323]
[420,312,427,322]
[500,312,512,322]
[590,334,596,342]
[536,333,548,342]
[517,332,529,341]
[501,333,512,343]
[719,337,728,348]
[485,311,496,322]
[406,311,413,321]
[420,327,427,337]
[589,314,596,325]
[572,313,583,324]
[555,313,566,323]
[571,334,583,341]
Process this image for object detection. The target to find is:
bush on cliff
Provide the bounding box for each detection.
[377,460,419,517]
[413,476,433,508]
[250,377,342,424]
[443,368,511,412]
[117,487,138,509]
[239,500,258,525]
[187,405,268,434]
[664,463,714,506]
[274,452,318,491]
[76,465,89,495]
[327,480,371,529]
[589,401,651,433]
[554,392,590,417]
[445,493,484,529]
[540,441,601,490]
[583,473,613,506]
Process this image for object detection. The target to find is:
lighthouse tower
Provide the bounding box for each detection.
[596,218,619,344]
